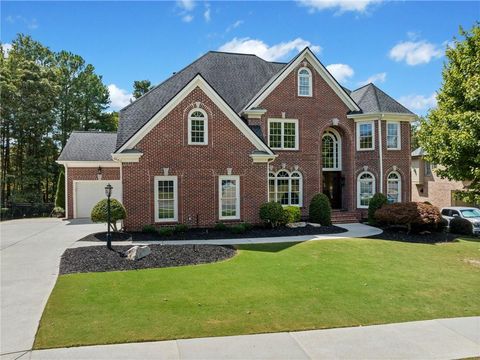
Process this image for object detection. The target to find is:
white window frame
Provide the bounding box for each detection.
[219,175,240,220]
[322,128,342,171]
[357,171,376,209]
[386,121,401,150]
[387,171,401,203]
[267,118,299,150]
[154,176,178,222]
[297,67,312,97]
[356,121,375,151]
[268,170,303,207]
[188,108,208,145]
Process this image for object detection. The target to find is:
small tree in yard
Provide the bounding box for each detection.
[309,193,332,226]
[374,202,442,233]
[55,170,65,209]
[368,193,388,225]
[90,198,126,231]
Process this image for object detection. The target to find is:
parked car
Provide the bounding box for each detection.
[441,207,480,235]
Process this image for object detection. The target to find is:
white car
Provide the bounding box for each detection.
[441,206,480,235]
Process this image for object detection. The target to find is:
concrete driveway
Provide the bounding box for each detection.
[0,218,104,357]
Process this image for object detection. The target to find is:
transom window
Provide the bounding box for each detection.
[219,176,240,220]
[322,129,342,171]
[188,108,208,145]
[357,171,375,208]
[356,121,374,150]
[154,176,178,222]
[298,67,312,97]
[387,171,401,203]
[387,122,401,150]
[268,119,299,150]
[268,170,303,206]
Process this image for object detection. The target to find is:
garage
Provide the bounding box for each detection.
[74,180,122,218]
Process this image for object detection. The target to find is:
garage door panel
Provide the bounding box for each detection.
[75,181,122,218]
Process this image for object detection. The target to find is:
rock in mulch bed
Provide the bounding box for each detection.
[79,224,347,242]
[60,244,236,275]
[370,227,460,243]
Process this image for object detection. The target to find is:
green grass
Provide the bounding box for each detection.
[35,237,480,349]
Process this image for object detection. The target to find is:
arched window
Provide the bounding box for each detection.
[357,171,375,208]
[268,170,303,206]
[298,67,312,97]
[188,108,208,145]
[387,171,401,203]
[322,129,342,171]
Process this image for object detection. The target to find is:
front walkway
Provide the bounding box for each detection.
[14,316,480,360]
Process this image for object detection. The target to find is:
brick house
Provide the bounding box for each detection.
[57,48,416,230]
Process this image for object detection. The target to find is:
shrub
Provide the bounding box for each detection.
[0,207,10,220]
[309,193,332,226]
[449,217,473,235]
[259,201,286,227]
[52,206,65,218]
[368,193,388,225]
[283,206,301,224]
[142,225,157,233]
[175,224,189,233]
[230,223,247,234]
[214,222,227,231]
[90,198,126,231]
[423,201,432,205]
[374,202,441,232]
[158,227,174,237]
[243,222,253,231]
[55,170,65,209]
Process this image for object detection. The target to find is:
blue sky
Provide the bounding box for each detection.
[1,1,478,115]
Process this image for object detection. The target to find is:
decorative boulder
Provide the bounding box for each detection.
[307,222,321,227]
[286,222,307,228]
[126,245,151,261]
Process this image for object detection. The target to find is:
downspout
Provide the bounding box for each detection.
[64,164,68,219]
[266,158,274,202]
[378,114,384,193]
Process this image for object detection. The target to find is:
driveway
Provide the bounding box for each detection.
[0,218,104,356]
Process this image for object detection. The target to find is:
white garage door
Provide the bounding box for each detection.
[74,180,123,218]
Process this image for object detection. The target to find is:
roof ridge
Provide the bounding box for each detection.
[71,130,117,134]
[370,83,414,114]
[371,84,382,112]
[351,82,373,92]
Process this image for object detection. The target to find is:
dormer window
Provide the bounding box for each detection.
[298,67,312,97]
[188,108,208,145]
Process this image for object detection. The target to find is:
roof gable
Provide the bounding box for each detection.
[350,83,414,115]
[57,131,117,162]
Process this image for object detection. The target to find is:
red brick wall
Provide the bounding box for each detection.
[122,86,267,230]
[66,167,120,219]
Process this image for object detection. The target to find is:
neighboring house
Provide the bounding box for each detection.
[411,147,476,208]
[57,48,416,230]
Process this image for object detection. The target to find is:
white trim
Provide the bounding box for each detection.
[348,113,417,122]
[387,171,402,203]
[322,128,342,171]
[218,175,240,220]
[267,118,299,150]
[250,153,278,163]
[268,169,303,207]
[356,121,375,151]
[154,175,178,223]
[357,171,376,209]
[297,67,312,97]
[242,108,267,119]
[72,180,122,219]
[244,48,360,112]
[386,121,401,150]
[111,152,143,163]
[116,75,274,155]
[188,108,208,145]
[64,164,68,218]
[56,161,120,168]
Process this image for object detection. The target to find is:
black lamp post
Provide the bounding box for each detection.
[105,183,113,250]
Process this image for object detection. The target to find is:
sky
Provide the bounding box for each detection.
[1,1,478,115]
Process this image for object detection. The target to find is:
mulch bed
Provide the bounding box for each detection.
[370,227,460,243]
[78,224,347,242]
[60,244,236,275]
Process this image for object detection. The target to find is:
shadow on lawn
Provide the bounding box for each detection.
[238,242,302,253]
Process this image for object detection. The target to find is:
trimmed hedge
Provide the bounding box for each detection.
[283,206,301,224]
[368,193,388,225]
[449,217,473,235]
[55,170,65,209]
[260,201,285,228]
[309,193,332,226]
[374,202,442,232]
[90,198,126,231]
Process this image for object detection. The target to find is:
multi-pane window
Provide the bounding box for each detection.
[322,129,341,170]
[387,122,400,149]
[154,176,178,222]
[357,172,375,208]
[268,170,303,206]
[188,109,208,145]
[387,172,401,203]
[357,121,374,150]
[298,68,312,96]
[268,119,298,150]
[219,176,240,220]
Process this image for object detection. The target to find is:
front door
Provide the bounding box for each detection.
[323,171,342,209]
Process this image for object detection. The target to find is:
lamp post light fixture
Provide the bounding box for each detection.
[105,183,113,250]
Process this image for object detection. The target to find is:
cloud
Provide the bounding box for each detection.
[182,14,194,22]
[358,72,386,86]
[5,15,38,29]
[108,84,132,111]
[389,40,443,66]
[297,0,382,13]
[204,6,211,22]
[226,20,244,32]
[2,43,12,57]
[218,37,321,62]
[177,0,195,11]
[398,93,437,111]
[326,64,354,83]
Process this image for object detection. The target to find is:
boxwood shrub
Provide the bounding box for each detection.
[449,217,473,235]
[259,201,285,228]
[309,193,332,226]
[283,206,301,224]
[368,193,388,225]
[90,198,126,231]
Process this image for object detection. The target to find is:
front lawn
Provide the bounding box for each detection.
[35,237,480,349]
